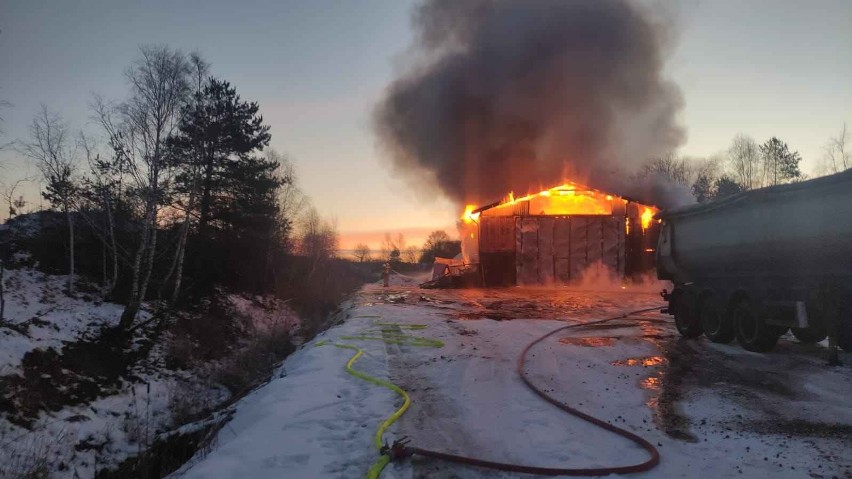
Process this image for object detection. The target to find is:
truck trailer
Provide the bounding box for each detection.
[656,169,852,354]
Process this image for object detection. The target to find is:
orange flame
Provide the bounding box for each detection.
[481,182,616,216]
[461,180,658,235]
[641,208,654,231]
[462,204,480,224]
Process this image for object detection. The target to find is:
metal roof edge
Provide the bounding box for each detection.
[658,169,852,219]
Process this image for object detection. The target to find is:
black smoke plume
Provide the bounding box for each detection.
[375,0,686,208]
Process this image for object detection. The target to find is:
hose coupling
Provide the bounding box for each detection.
[382,437,412,461]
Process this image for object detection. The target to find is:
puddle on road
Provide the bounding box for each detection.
[640,366,697,442]
[554,328,697,442]
[612,356,667,367]
[383,293,408,303]
[556,334,675,348]
[454,311,518,321]
[558,336,618,347]
[585,317,669,325]
[438,287,662,322]
[641,374,663,390]
[359,291,410,307]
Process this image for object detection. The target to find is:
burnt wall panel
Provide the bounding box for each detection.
[481,252,516,286]
[587,217,604,265]
[479,213,628,286]
[553,217,572,282]
[480,216,515,253]
[538,217,555,284]
[602,216,622,274]
[569,217,588,280]
[516,217,540,285]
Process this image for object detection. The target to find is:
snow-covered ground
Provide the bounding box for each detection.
[176,276,852,479]
[0,267,142,372]
[0,267,299,479]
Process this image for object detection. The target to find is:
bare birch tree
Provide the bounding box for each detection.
[298,207,339,279]
[162,53,209,305]
[271,150,307,227]
[1,176,31,220]
[0,99,11,151]
[21,106,78,294]
[380,233,393,262]
[395,233,407,255]
[79,132,121,295]
[354,243,372,262]
[96,46,191,329]
[403,246,419,264]
[640,154,691,185]
[822,123,850,174]
[728,133,762,190]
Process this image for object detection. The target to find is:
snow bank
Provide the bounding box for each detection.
[0,267,298,478]
[0,268,137,371]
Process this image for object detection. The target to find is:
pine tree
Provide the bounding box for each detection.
[169,78,271,236]
[759,137,802,186]
[167,78,277,293]
[691,174,713,202]
[713,176,744,199]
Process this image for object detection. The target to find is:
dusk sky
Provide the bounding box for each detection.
[1,0,850,249]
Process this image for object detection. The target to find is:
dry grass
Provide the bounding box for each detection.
[212,326,293,396]
[0,430,68,479]
[166,378,220,428]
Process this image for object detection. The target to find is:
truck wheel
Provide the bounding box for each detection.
[791,326,827,344]
[734,300,779,352]
[674,291,702,338]
[700,295,735,343]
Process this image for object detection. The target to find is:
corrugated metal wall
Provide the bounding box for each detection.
[481,215,625,285]
[479,216,515,252]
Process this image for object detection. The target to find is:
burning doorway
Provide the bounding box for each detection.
[461,182,659,286]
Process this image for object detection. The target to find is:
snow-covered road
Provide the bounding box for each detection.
[175,279,852,479]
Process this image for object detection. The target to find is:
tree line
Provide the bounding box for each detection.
[353,230,461,264]
[1,45,352,330]
[641,129,850,203]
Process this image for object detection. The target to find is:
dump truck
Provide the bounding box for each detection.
[656,169,852,353]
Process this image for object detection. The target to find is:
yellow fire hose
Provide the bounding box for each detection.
[318,320,444,479]
[319,309,665,478]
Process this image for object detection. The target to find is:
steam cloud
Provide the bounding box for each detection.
[375,0,686,208]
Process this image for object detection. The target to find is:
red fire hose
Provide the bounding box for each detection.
[386,306,665,476]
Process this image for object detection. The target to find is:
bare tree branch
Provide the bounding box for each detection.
[19,105,79,293]
[728,133,762,190]
[821,123,850,174]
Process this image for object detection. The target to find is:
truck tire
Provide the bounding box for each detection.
[734,299,779,352]
[674,290,702,338]
[699,294,735,343]
[791,326,827,344]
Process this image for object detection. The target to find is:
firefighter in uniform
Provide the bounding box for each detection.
[382,263,391,287]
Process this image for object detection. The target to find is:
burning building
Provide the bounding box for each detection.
[461,182,659,286]
[376,0,684,288]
